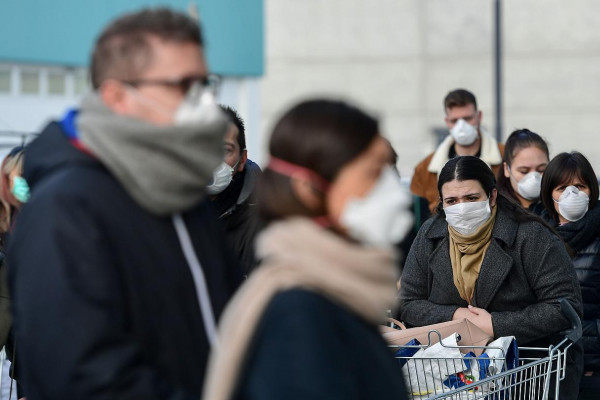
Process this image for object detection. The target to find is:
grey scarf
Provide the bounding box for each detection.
[77,93,228,216]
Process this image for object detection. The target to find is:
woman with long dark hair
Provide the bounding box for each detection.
[496,129,549,214]
[203,99,412,400]
[540,152,600,398]
[400,155,583,399]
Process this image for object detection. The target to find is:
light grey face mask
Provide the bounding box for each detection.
[206,162,235,195]
[340,166,413,247]
[450,119,478,146]
[509,168,542,200]
[444,199,491,235]
[554,186,589,222]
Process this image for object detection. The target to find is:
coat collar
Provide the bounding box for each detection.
[424,208,518,308]
[425,208,518,247]
[427,128,502,174]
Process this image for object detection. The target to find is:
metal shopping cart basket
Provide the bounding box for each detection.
[391,299,582,400]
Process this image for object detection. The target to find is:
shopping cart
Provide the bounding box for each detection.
[391,299,582,400]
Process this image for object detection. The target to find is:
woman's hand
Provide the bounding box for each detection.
[466,305,494,337]
[452,307,471,320]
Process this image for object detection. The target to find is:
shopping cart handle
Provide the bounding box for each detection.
[559,298,582,343]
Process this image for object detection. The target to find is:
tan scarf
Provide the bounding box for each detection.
[202,217,398,400]
[448,205,497,303]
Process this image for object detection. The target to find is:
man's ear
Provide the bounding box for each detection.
[290,176,323,212]
[444,115,451,129]
[98,79,131,115]
[237,150,248,172]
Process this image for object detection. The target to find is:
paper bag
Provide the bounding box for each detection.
[382,318,492,355]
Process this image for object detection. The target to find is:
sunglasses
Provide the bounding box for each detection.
[123,74,220,94]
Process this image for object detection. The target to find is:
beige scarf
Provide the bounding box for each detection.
[202,217,398,400]
[448,205,497,303]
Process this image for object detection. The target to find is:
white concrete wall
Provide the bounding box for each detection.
[260,0,600,178]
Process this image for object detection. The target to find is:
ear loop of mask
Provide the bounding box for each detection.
[267,156,332,227]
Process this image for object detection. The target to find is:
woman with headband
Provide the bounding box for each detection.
[202,99,412,400]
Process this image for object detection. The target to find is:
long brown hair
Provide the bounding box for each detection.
[496,129,549,203]
[0,149,25,233]
[258,99,379,223]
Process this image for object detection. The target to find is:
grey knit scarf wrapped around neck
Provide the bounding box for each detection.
[77,93,228,216]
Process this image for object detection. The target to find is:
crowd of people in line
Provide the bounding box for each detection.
[0,7,596,400]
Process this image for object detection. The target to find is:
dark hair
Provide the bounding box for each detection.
[91,8,203,89]
[436,156,555,230]
[436,156,497,215]
[496,129,549,202]
[219,105,246,154]
[382,137,399,174]
[541,152,599,223]
[444,89,477,112]
[258,99,379,223]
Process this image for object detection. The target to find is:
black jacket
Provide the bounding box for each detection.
[234,289,408,400]
[543,206,600,371]
[8,122,243,400]
[212,159,261,275]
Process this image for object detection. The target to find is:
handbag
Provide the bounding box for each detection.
[381,318,492,355]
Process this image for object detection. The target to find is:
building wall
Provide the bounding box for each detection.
[260,0,600,178]
[0,1,265,158]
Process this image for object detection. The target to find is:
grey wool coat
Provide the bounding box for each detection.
[400,208,583,345]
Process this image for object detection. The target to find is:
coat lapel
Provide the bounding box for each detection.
[428,236,467,306]
[473,230,514,309]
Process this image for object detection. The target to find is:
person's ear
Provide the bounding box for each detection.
[444,115,451,129]
[477,110,483,126]
[503,162,510,178]
[99,79,132,115]
[237,150,248,173]
[290,176,323,212]
[489,188,498,207]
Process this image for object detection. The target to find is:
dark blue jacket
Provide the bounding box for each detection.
[8,121,242,400]
[233,289,408,400]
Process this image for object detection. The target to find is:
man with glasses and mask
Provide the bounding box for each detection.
[209,105,261,275]
[8,8,242,399]
[410,89,504,213]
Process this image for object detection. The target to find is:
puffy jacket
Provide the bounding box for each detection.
[543,205,600,371]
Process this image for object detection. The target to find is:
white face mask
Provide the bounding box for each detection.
[513,170,542,200]
[554,186,589,222]
[127,82,223,127]
[206,162,235,195]
[174,82,223,126]
[450,119,478,146]
[445,199,491,235]
[340,166,413,247]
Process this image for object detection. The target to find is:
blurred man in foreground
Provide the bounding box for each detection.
[9,8,241,399]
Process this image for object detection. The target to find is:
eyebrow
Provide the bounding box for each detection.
[443,192,482,201]
[516,163,547,169]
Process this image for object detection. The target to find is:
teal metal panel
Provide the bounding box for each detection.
[0,0,263,76]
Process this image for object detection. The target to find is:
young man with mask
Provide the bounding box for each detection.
[209,105,261,275]
[410,89,504,213]
[8,8,242,399]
